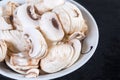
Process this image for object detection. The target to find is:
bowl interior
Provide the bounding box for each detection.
[0,0,99,80]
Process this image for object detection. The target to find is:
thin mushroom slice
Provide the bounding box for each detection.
[23,27,47,58]
[67,39,81,67]
[39,12,64,42]
[2,1,19,16]
[69,32,85,41]
[31,0,65,14]
[0,30,30,52]
[0,16,13,30]
[2,1,19,30]
[0,40,7,62]
[5,55,39,75]
[40,44,74,73]
[5,55,26,74]
[62,2,87,34]
[52,6,71,34]
[9,52,40,67]
[25,68,40,78]
[0,7,13,30]
[14,4,39,30]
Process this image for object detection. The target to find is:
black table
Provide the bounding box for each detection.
[1,0,120,80]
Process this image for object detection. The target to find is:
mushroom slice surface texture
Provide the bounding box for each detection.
[67,39,81,67]
[69,31,85,41]
[52,6,71,34]
[39,12,64,42]
[14,4,39,30]
[0,40,7,62]
[23,27,47,58]
[5,53,39,75]
[25,68,40,78]
[0,30,30,52]
[0,16,13,30]
[3,1,19,16]
[0,7,13,30]
[30,0,65,14]
[40,44,74,73]
[61,2,87,34]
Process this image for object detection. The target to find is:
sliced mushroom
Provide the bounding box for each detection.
[0,40,7,62]
[23,27,47,58]
[0,16,13,30]
[31,0,65,14]
[0,30,30,52]
[27,5,41,20]
[40,44,74,73]
[9,52,40,67]
[2,1,19,16]
[13,4,39,30]
[2,1,19,30]
[0,7,13,30]
[67,39,81,67]
[69,32,85,41]
[52,6,71,34]
[25,68,39,78]
[56,2,88,34]
[5,53,38,74]
[39,12,64,42]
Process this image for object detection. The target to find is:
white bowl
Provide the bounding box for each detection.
[0,0,99,80]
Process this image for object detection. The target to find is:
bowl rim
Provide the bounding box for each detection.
[0,0,99,80]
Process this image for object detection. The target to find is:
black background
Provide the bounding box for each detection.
[0,0,120,80]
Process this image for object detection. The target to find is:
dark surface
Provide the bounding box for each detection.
[1,0,120,80]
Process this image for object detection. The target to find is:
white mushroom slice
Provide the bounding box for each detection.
[54,2,87,34]
[52,6,71,34]
[2,1,19,30]
[14,4,39,30]
[5,55,39,74]
[0,7,13,30]
[0,30,30,52]
[3,1,19,16]
[27,5,41,20]
[26,0,43,4]
[39,12,64,42]
[0,40,7,62]
[69,32,85,41]
[43,0,65,9]
[25,69,39,78]
[5,55,26,74]
[9,52,40,66]
[23,27,47,58]
[0,7,2,16]
[67,39,81,67]
[41,44,74,73]
[0,16,13,30]
[34,0,65,14]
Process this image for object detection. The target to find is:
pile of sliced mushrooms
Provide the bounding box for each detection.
[0,0,88,78]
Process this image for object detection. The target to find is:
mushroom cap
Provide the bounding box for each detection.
[40,44,74,73]
[39,12,64,42]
